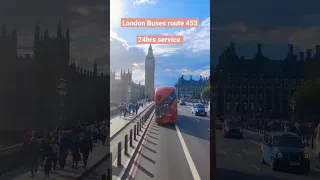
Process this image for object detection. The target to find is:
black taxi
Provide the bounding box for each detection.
[260,132,310,173]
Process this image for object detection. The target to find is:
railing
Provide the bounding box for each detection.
[80,104,155,179]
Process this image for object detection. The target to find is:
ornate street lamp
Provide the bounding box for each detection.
[57,77,67,126]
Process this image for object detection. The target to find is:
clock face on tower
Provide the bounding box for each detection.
[146,60,153,68]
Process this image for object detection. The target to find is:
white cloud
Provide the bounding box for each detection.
[110,17,210,83]
[111,0,126,30]
[164,68,171,72]
[133,0,157,6]
[174,17,210,52]
[176,68,210,77]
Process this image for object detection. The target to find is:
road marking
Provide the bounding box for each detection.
[311,166,320,172]
[248,140,260,146]
[195,119,200,122]
[116,120,152,179]
[236,153,242,158]
[127,120,153,180]
[175,125,201,180]
[242,149,250,154]
[219,150,227,155]
[252,164,260,171]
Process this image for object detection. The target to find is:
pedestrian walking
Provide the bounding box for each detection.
[40,132,51,167]
[92,125,99,143]
[123,105,128,118]
[71,136,82,169]
[28,131,40,177]
[50,139,59,171]
[135,103,139,115]
[23,131,32,152]
[41,138,53,178]
[128,103,133,115]
[80,132,93,168]
[58,131,71,169]
[100,123,109,145]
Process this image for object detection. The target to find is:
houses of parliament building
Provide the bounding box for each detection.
[214,42,320,118]
[0,23,109,131]
[175,75,210,99]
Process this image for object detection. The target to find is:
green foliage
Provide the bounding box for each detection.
[294,79,320,116]
[201,85,210,99]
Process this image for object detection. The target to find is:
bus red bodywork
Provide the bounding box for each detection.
[154,86,178,125]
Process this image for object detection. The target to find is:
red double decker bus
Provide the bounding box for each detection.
[154,86,178,125]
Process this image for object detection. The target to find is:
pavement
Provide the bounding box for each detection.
[125,104,210,180]
[110,103,152,138]
[0,103,153,180]
[215,129,320,180]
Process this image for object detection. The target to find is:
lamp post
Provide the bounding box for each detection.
[290,98,296,120]
[57,77,67,127]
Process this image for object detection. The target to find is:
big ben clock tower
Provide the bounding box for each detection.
[145,44,155,100]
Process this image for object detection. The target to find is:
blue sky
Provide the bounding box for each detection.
[110,0,210,87]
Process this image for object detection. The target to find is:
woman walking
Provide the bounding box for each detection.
[80,132,93,168]
[71,136,82,169]
[50,139,59,171]
[28,131,40,177]
[41,137,53,178]
[58,131,71,169]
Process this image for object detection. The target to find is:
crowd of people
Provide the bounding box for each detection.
[27,121,109,178]
[118,100,145,118]
[21,99,150,178]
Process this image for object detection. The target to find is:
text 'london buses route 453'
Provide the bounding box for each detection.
[121,18,199,28]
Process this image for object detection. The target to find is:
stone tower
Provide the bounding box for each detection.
[145,44,155,99]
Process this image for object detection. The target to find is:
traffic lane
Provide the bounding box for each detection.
[216,130,320,180]
[176,105,210,179]
[216,141,283,180]
[178,104,209,118]
[132,119,194,180]
[216,130,291,180]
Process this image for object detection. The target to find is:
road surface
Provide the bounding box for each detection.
[127,104,210,180]
[216,129,320,180]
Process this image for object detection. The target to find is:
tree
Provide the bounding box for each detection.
[293,78,320,118]
[201,85,210,99]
